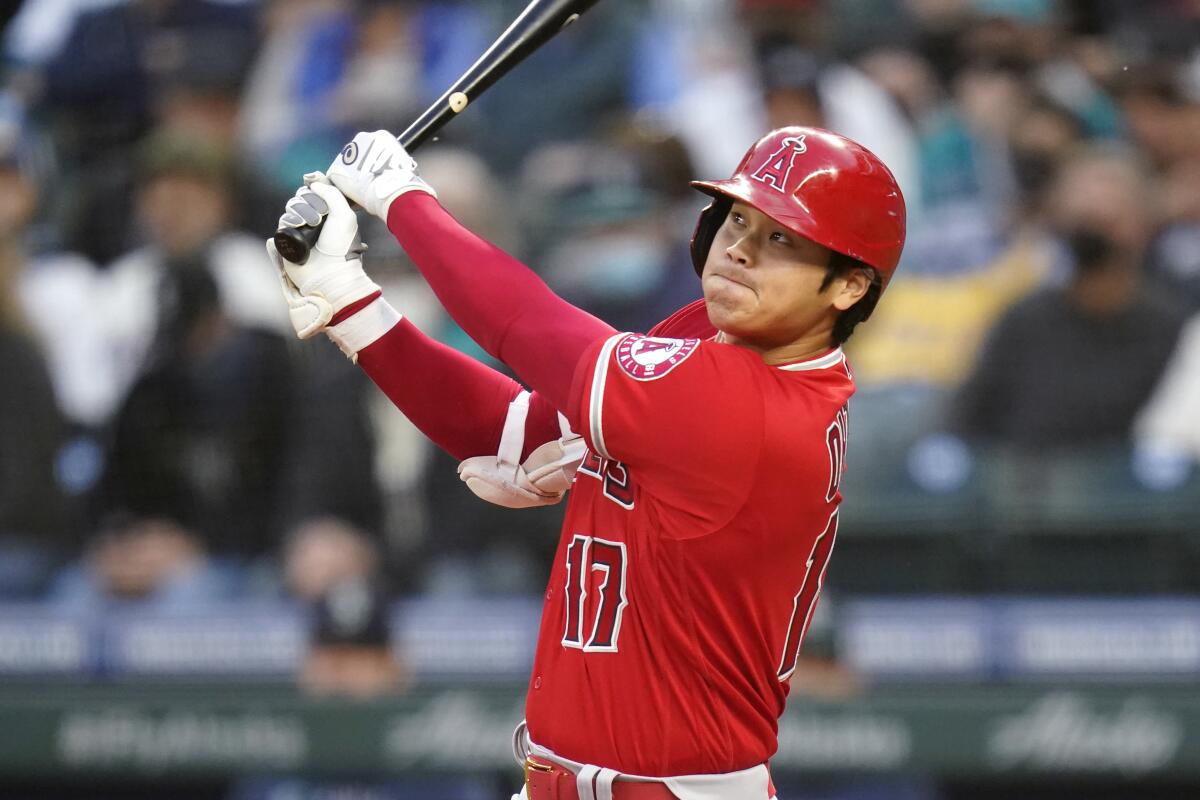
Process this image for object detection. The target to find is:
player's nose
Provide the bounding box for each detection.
[726,235,753,266]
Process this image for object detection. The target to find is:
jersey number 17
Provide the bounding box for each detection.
[561,535,629,652]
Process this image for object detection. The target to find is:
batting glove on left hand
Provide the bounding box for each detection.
[268,174,381,339]
[325,130,436,222]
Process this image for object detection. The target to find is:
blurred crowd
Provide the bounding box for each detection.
[0,0,1199,618]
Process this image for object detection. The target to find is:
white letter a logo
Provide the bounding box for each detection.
[750,136,807,192]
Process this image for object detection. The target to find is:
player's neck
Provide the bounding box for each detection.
[716,328,837,365]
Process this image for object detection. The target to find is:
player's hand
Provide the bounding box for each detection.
[325,130,436,222]
[267,174,381,339]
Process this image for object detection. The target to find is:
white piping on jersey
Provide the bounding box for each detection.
[589,334,623,461]
[775,347,845,372]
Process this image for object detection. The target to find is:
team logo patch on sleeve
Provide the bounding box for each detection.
[615,335,700,380]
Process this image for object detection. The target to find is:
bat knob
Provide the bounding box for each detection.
[274,223,322,265]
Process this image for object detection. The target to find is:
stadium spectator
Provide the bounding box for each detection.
[14,189,112,434]
[97,134,383,545]
[283,517,382,601]
[101,253,293,559]
[15,0,260,263]
[0,315,67,597]
[843,57,1061,388]
[1117,69,1200,309]
[0,130,72,596]
[300,576,408,697]
[99,131,288,418]
[1151,155,1200,310]
[1117,67,1199,173]
[952,146,1191,448]
[95,129,387,558]
[284,519,409,696]
[279,339,387,540]
[50,515,236,610]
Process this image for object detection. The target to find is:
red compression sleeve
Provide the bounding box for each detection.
[386,193,616,414]
[356,317,562,461]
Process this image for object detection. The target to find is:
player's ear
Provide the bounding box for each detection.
[831,267,871,311]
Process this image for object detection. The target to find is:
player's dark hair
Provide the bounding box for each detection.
[821,253,881,346]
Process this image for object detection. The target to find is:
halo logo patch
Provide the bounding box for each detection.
[615,335,700,381]
[341,142,359,165]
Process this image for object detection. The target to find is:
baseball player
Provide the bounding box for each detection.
[268,126,905,799]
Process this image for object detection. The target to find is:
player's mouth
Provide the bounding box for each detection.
[708,271,756,292]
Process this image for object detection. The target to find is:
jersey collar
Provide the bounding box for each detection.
[775,347,845,372]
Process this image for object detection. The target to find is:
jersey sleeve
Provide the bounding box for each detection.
[569,333,764,535]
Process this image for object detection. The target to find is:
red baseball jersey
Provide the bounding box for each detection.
[523,326,855,777]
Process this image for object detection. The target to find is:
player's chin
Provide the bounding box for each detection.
[705,302,758,341]
[703,294,737,324]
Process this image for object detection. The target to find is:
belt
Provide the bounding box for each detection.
[524,755,678,800]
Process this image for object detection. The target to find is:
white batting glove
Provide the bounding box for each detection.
[267,174,381,340]
[325,130,436,222]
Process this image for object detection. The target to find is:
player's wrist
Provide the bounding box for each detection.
[385,188,438,232]
[325,296,403,361]
[375,175,436,221]
[306,264,381,313]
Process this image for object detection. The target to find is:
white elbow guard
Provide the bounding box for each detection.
[458,392,585,508]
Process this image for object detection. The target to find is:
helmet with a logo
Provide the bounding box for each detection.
[690,127,906,289]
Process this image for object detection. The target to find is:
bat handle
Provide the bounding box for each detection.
[274,223,322,265]
[272,129,417,265]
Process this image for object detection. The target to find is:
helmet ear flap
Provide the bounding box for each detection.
[690,197,732,276]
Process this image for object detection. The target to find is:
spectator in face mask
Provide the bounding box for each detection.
[951,146,1191,448]
[299,576,408,697]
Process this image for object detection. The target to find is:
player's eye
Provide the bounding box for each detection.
[730,212,746,226]
[770,231,792,246]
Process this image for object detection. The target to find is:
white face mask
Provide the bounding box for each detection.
[544,232,669,300]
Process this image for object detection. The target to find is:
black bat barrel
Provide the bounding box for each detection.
[273,0,600,265]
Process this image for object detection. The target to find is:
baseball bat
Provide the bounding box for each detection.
[273,0,601,264]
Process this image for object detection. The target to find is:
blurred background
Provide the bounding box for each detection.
[0,0,1199,798]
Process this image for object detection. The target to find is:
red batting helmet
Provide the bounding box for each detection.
[690,127,906,289]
